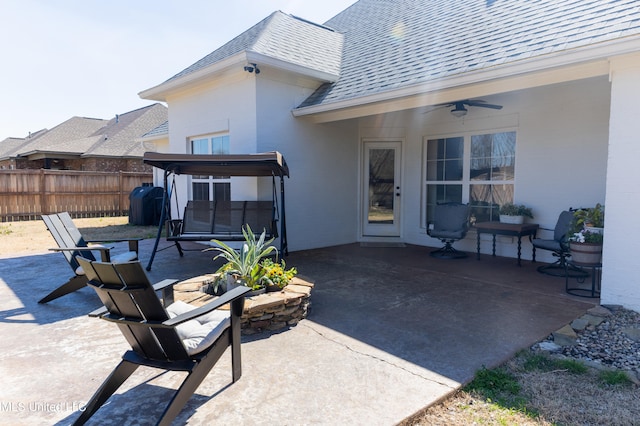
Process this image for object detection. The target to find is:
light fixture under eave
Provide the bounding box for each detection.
[450,104,468,117]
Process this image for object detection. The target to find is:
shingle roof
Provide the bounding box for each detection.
[140,120,168,139]
[164,11,343,84]
[298,0,640,108]
[16,116,108,156]
[9,104,167,159]
[0,137,28,158]
[85,104,168,157]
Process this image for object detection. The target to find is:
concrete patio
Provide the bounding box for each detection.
[0,239,597,425]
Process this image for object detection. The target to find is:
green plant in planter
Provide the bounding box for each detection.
[572,203,604,229]
[259,258,297,290]
[207,225,277,290]
[499,203,534,218]
[567,204,605,243]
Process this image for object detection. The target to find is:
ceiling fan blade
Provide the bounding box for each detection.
[465,100,503,109]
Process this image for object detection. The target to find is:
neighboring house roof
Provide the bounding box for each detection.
[0,137,29,159]
[13,116,108,158]
[297,0,640,110]
[6,104,168,161]
[84,103,168,158]
[142,11,344,99]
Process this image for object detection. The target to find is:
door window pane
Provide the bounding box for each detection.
[368,148,395,224]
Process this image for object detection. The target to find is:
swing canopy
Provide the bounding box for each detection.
[143,151,289,178]
[142,151,289,271]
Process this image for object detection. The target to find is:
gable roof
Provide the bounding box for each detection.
[141,11,344,100]
[297,0,640,111]
[140,1,640,116]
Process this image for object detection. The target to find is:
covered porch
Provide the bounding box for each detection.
[0,240,596,424]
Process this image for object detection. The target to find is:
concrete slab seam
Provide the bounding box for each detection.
[301,322,458,391]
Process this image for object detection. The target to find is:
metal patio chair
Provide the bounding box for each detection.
[428,202,471,259]
[39,212,139,303]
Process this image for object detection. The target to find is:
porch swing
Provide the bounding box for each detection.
[143,151,289,271]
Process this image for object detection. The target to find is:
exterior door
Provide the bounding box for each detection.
[363,141,401,237]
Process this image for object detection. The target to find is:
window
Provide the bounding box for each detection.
[190,134,230,201]
[424,137,464,220]
[424,131,516,224]
[469,132,515,222]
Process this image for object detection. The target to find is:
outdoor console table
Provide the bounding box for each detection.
[565,261,601,298]
[475,222,539,266]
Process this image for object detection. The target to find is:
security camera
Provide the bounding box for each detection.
[243,63,260,74]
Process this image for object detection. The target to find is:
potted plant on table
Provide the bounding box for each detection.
[567,204,604,265]
[499,203,534,224]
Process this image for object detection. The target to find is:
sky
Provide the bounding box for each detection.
[0,0,356,139]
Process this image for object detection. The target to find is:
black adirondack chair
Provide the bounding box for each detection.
[39,212,139,303]
[72,257,250,426]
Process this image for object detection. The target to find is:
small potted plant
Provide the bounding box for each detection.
[259,258,297,292]
[499,203,534,224]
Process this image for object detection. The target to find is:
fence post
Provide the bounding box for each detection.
[40,169,46,216]
[119,171,124,216]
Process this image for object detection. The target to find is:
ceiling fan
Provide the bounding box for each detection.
[434,99,503,117]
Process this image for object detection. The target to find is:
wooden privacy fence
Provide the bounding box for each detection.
[0,169,153,222]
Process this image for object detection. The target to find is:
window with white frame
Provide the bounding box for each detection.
[424,130,516,225]
[190,134,231,201]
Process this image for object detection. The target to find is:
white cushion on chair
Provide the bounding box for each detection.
[166,300,231,356]
[74,251,138,276]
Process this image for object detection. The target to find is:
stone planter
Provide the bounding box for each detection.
[569,242,603,265]
[499,214,524,224]
[176,275,314,335]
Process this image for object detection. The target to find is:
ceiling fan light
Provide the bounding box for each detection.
[451,106,467,117]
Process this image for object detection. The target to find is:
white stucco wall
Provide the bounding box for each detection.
[256,69,359,251]
[601,54,640,312]
[165,73,258,212]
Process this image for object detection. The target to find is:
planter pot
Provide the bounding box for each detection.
[569,242,603,265]
[585,226,604,234]
[245,287,266,297]
[499,214,524,224]
[266,284,282,293]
